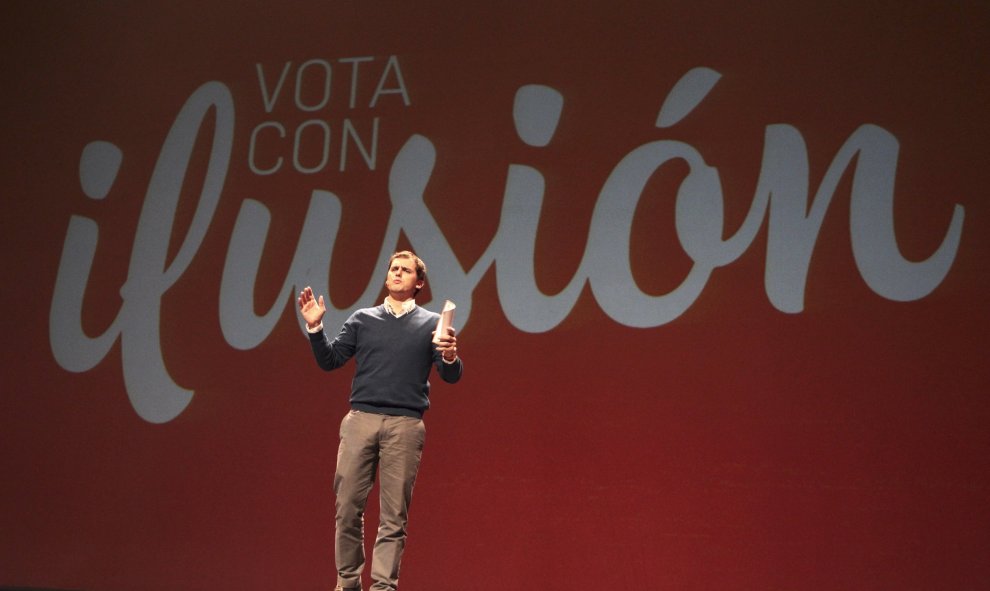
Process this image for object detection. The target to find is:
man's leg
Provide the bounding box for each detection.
[369,415,425,591]
[334,410,380,591]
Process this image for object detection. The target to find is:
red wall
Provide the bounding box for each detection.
[2,2,989,589]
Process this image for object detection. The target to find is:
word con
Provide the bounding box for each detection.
[249,56,409,175]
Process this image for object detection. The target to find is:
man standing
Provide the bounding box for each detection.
[298,250,463,591]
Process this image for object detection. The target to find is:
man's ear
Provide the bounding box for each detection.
[416,280,425,291]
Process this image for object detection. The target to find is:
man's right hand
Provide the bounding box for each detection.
[298,286,326,329]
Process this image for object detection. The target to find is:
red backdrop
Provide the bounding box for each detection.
[2,2,989,590]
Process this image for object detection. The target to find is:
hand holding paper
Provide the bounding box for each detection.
[433,300,456,344]
[433,300,459,362]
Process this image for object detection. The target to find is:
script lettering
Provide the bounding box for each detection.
[52,69,966,423]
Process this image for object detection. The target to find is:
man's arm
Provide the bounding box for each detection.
[299,286,354,371]
[434,325,463,383]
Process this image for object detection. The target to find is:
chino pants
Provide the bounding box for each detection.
[334,409,426,591]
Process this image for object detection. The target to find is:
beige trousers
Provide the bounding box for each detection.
[334,410,426,591]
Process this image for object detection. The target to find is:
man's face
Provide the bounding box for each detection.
[385,257,424,299]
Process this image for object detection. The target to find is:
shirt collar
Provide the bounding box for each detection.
[383,296,417,318]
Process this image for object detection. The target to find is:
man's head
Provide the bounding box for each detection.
[386,251,427,298]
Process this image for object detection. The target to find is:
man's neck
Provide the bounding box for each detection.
[385,295,415,315]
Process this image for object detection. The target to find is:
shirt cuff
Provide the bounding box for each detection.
[306,322,323,334]
[442,355,458,364]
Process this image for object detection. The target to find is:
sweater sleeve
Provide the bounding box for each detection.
[434,350,463,384]
[308,313,358,371]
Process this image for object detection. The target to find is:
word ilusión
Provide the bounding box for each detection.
[50,68,964,423]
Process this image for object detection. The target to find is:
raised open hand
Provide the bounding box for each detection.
[297,286,326,328]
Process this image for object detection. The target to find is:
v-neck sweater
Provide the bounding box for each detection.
[308,305,463,418]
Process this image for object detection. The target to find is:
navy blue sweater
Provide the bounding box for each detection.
[308,305,463,418]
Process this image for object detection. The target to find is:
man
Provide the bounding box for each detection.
[298,250,463,591]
